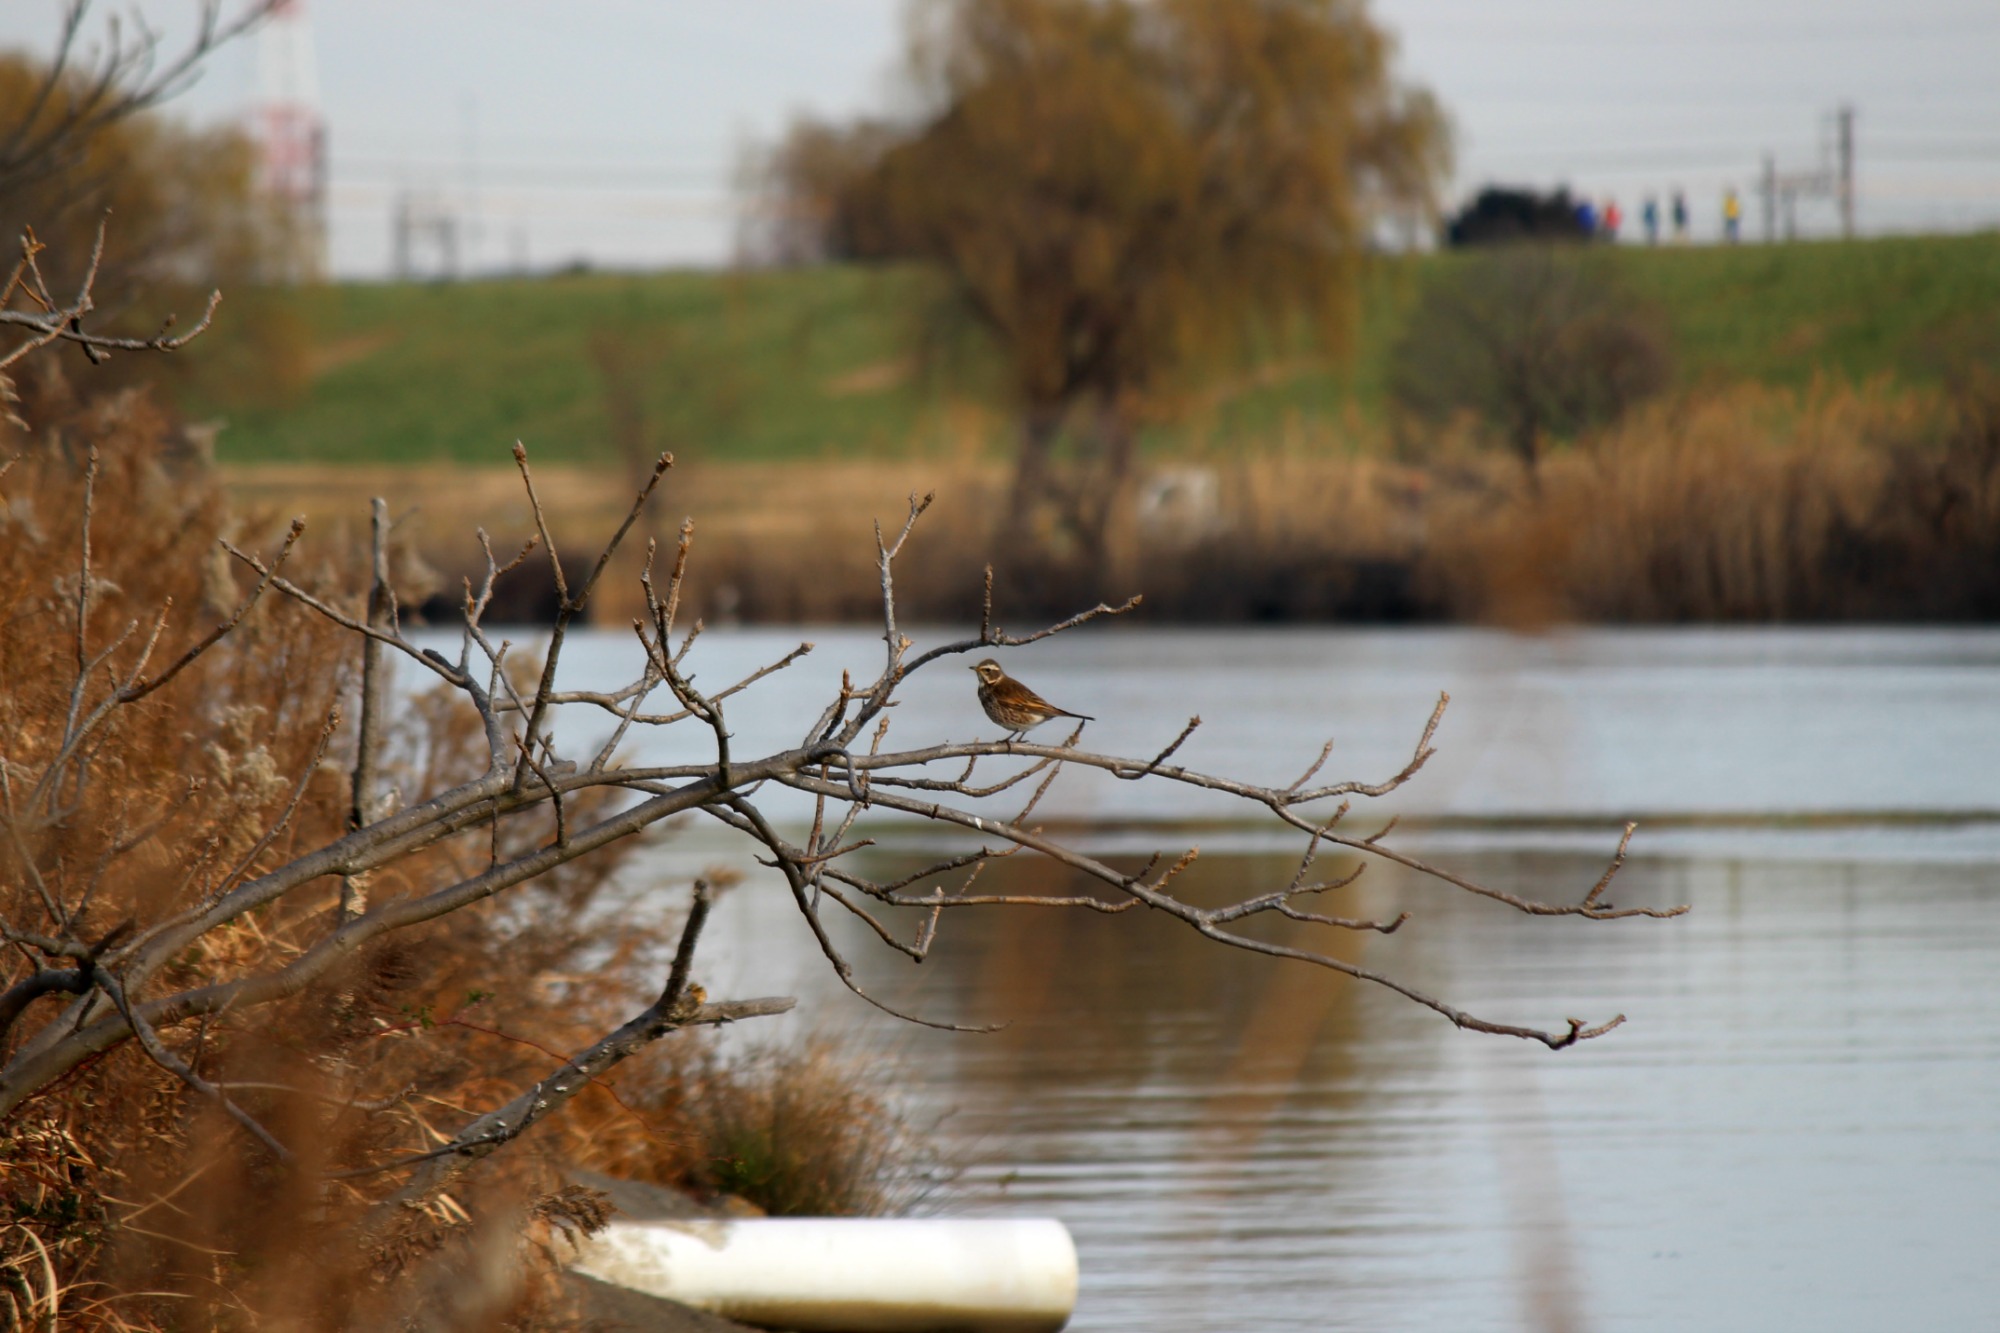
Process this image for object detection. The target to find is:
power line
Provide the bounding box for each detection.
[332,157,728,190]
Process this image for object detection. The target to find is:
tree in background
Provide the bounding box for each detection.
[750,0,1450,571]
[1387,247,1673,474]
[0,1,314,425]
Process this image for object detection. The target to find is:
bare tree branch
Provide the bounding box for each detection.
[0,220,224,370]
[0,387,1687,1196]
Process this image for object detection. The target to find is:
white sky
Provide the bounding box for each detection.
[3,0,1997,278]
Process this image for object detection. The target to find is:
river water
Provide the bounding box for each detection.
[537,625,2000,1332]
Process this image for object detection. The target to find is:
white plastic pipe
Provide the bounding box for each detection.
[571,1216,1078,1333]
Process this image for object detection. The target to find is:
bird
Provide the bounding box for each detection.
[970,658,1093,739]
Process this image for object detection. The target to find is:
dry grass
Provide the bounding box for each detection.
[220,455,1010,625]
[1425,379,2000,623]
[586,1040,938,1220]
[0,365,926,1331]
[217,371,2000,628]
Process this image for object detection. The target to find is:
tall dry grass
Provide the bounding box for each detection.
[0,364,922,1331]
[590,1040,939,1220]
[224,370,2000,631]
[1425,379,2000,623]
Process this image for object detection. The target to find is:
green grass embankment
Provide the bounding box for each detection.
[179,231,2000,468]
[191,265,948,466]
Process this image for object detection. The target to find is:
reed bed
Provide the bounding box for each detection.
[223,374,2000,629]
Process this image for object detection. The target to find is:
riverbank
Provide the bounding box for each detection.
[222,374,2000,626]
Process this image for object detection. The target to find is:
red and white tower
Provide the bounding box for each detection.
[254,0,327,278]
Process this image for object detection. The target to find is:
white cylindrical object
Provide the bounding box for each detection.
[571,1217,1078,1333]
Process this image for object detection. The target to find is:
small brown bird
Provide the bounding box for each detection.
[970,658,1093,738]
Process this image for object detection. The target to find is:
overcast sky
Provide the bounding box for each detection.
[3,0,1997,277]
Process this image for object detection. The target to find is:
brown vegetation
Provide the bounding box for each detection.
[0,363,682,1329]
[227,371,2000,629]
[1420,380,2000,623]
[0,346,910,1326]
[603,1041,937,1220]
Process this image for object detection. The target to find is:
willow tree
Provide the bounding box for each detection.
[754,0,1449,564]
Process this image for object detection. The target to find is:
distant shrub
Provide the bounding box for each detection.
[1388,247,1674,470]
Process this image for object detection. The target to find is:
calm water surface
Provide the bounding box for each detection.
[532,626,2000,1331]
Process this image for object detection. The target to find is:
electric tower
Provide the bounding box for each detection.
[253,0,328,279]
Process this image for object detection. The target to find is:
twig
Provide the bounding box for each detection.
[93,967,292,1164]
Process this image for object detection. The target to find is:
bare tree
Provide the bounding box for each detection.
[0,216,219,374]
[1387,246,1674,473]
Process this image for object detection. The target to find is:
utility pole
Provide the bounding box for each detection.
[392,193,410,279]
[461,94,482,275]
[1835,103,1856,240]
[1756,103,1856,244]
[391,191,461,281]
[1760,154,1777,244]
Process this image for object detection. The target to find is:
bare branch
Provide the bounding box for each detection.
[1286,739,1337,794]
[0,222,225,370]
[0,2,284,199]
[0,414,1686,1207]
[72,446,97,677]
[1584,821,1638,907]
[716,795,1000,1034]
[347,994,793,1199]
[122,519,307,702]
[1115,715,1201,778]
[94,966,292,1164]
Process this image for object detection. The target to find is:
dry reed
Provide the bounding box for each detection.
[225,375,2000,629]
[590,1040,938,1220]
[0,364,919,1331]
[1425,379,2000,623]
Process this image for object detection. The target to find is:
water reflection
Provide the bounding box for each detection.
[660,831,2000,1332]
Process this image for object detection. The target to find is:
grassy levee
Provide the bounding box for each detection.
[179,231,2000,469]
[1615,231,2000,388]
[190,264,953,466]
